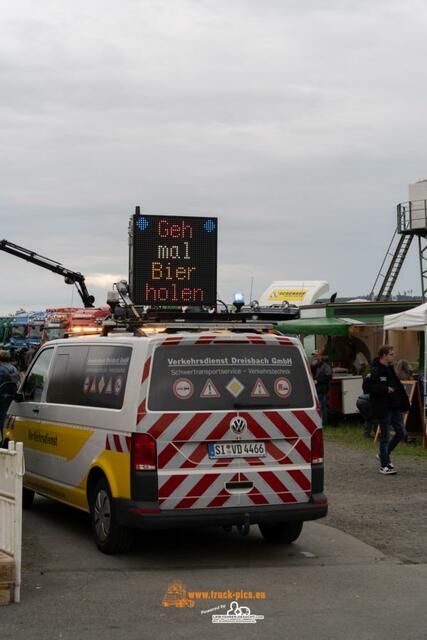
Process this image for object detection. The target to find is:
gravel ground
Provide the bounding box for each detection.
[324,441,427,563]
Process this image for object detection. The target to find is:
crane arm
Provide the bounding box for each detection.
[0,239,95,308]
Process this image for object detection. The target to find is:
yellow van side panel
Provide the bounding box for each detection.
[7,416,42,444]
[88,451,131,499]
[25,475,89,511]
[6,417,131,508]
[11,417,95,459]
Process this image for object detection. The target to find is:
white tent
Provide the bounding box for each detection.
[384,302,427,331]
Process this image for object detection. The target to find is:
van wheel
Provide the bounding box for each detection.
[91,477,134,554]
[22,487,35,509]
[258,521,303,544]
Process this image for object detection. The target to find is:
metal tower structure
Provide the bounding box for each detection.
[370,199,427,302]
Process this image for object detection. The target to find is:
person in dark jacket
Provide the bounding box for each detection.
[369,345,410,475]
[310,350,321,378]
[315,355,332,427]
[0,350,19,442]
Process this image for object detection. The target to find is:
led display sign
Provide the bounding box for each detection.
[130,214,218,306]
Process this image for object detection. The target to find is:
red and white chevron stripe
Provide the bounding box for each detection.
[131,331,318,510]
[105,433,131,453]
[158,466,311,510]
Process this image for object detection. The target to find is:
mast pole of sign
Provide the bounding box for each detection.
[249,277,254,303]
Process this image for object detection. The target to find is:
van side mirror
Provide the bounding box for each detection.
[14,391,24,403]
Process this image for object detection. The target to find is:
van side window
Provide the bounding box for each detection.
[22,348,54,403]
[46,345,132,409]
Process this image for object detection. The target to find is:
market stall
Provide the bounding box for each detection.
[275,317,374,416]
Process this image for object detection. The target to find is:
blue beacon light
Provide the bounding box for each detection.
[233,292,245,312]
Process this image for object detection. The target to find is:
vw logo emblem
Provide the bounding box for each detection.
[230,416,247,435]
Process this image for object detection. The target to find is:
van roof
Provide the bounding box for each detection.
[44,331,300,348]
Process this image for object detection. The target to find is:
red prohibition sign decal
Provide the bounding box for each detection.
[173,378,194,400]
[274,377,292,398]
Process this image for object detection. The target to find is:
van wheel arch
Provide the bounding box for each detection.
[86,467,107,508]
[23,487,35,509]
[89,475,134,554]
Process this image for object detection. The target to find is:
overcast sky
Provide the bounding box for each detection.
[1,0,427,313]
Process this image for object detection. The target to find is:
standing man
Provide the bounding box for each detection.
[315,354,332,427]
[369,345,410,475]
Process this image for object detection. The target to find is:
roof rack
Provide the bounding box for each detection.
[101,316,287,337]
[101,281,300,336]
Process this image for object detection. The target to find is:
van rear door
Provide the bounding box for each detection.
[142,335,319,511]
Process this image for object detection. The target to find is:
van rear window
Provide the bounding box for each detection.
[148,344,313,411]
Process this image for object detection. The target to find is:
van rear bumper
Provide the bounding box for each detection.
[115,494,328,530]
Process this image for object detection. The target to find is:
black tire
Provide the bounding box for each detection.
[90,477,134,554]
[258,521,303,544]
[22,487,35,509]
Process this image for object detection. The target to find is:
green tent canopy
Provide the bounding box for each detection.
[275,317,362,337]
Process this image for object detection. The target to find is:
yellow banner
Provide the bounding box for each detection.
[268,289,307,301]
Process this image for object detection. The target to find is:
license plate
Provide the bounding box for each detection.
[208,441,266,459]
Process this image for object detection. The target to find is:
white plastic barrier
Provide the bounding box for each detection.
[0,441,24,603]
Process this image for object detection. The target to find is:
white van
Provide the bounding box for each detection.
[4,329,327,553]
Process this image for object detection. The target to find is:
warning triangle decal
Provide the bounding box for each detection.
[251,378,270,397]
[200,378,220,398]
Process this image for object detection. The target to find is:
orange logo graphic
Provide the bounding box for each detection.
[162,581,195,609]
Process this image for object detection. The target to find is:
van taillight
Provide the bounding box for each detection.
[311,429,324,464]
[131,434,157,471]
